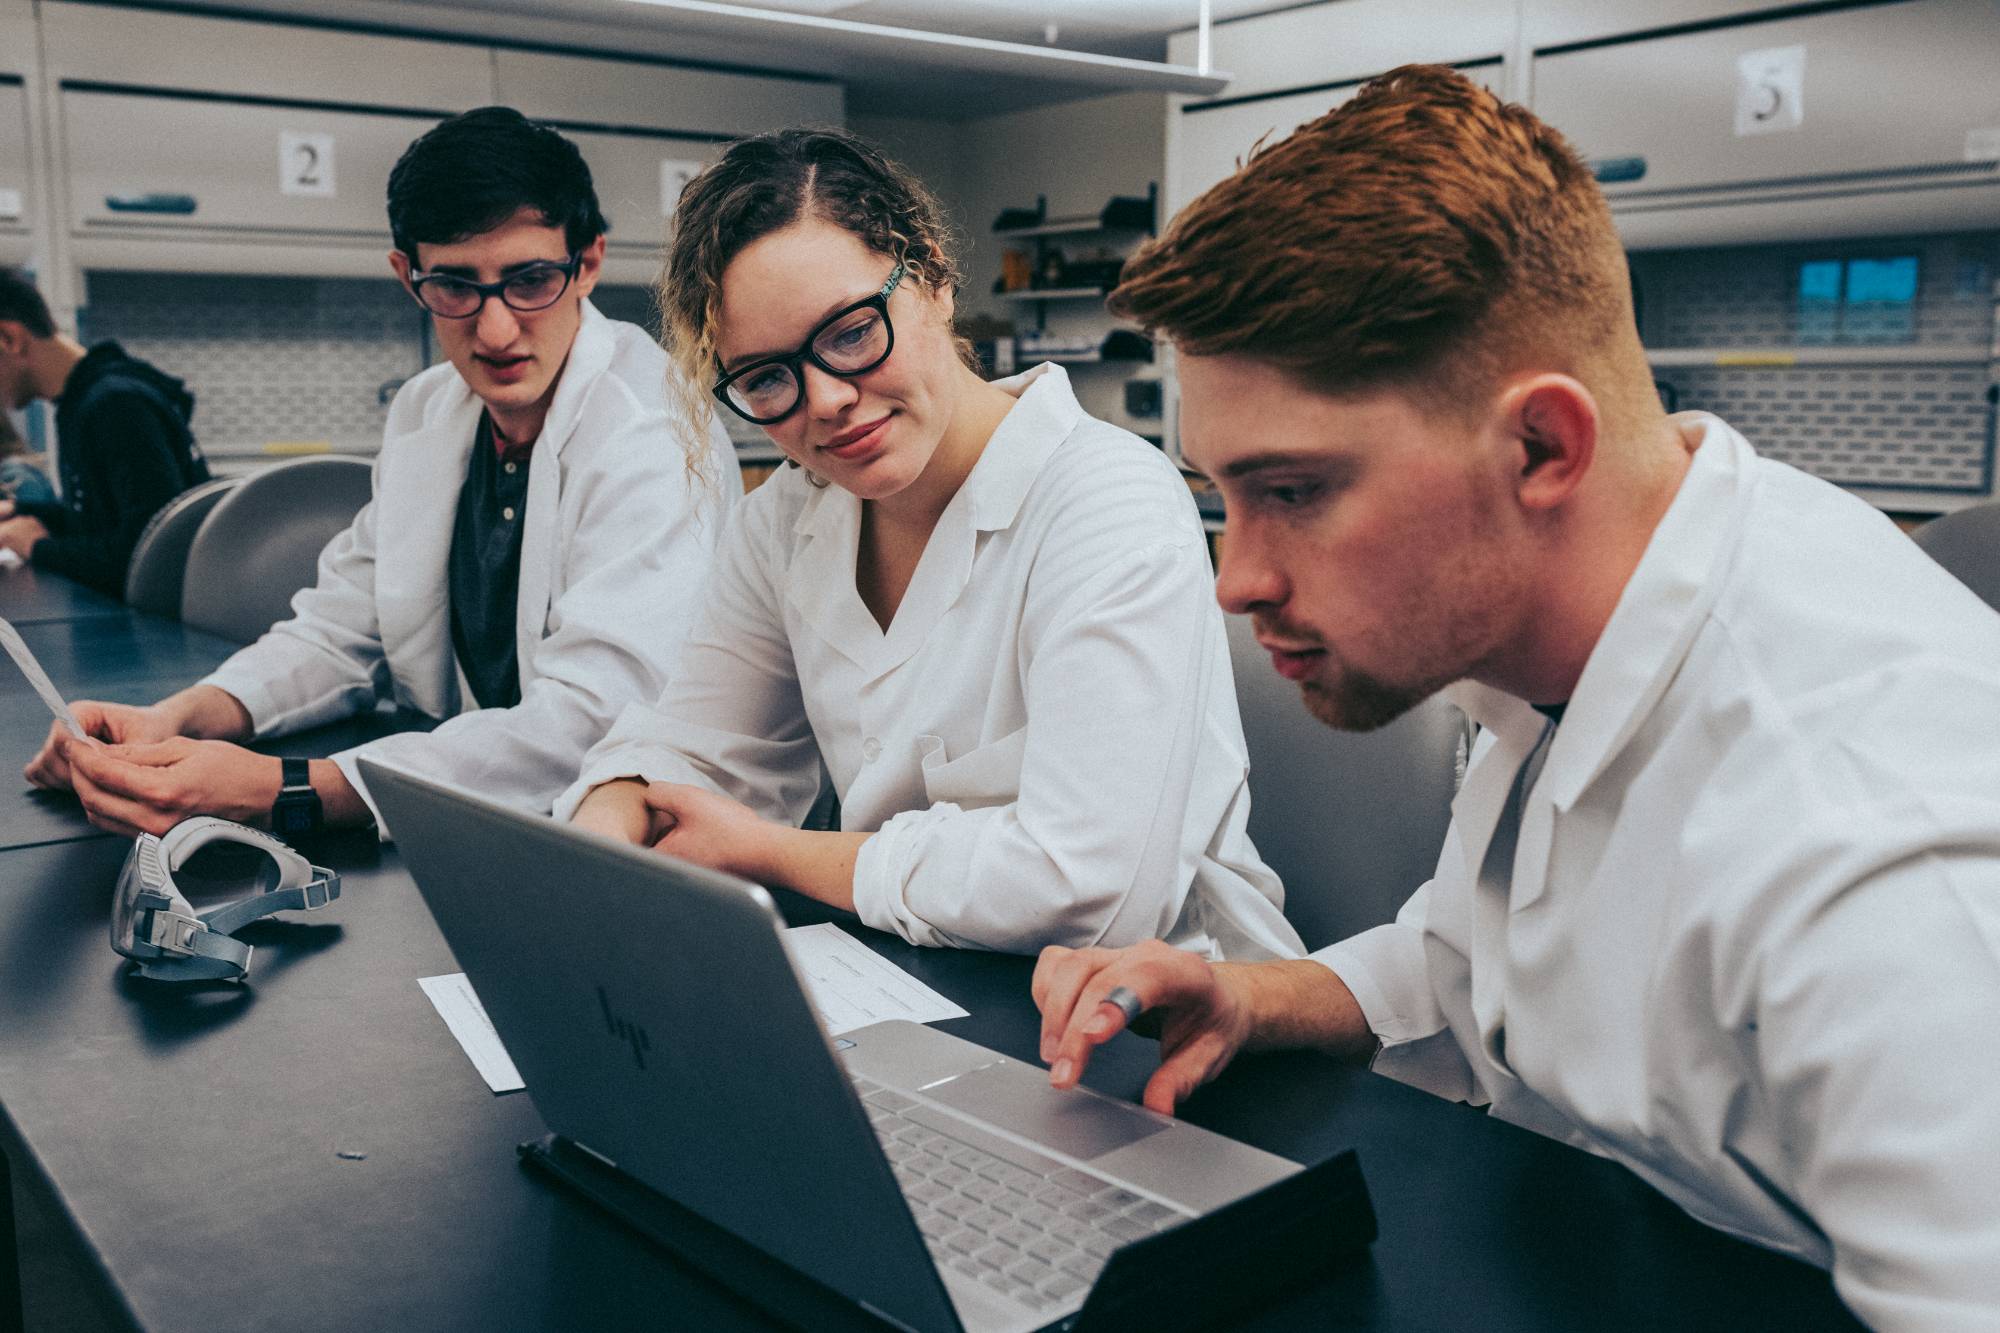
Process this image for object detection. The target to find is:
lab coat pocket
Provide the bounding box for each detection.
[918,728,1028,812]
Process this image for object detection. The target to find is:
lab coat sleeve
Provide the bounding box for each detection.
[1309,876,1480,1104]
[199,471,390,737]
[341,419,737,833]
[850,534,1230,955]
[552,488,822,827]
[1749,835,2000,1329]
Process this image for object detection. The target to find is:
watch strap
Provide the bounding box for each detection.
[272,757,323,834]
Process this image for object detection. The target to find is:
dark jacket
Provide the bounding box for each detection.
[16,342,210,595]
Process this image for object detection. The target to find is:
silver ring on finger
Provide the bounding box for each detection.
[1103,985,1143,1025]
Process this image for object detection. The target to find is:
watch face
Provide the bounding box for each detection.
[275,802,313,835]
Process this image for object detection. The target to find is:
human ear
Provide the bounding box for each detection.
[1497,374,1597,512]
[570,235,607,300]
[906,269,954,331]
[386,249,415,298]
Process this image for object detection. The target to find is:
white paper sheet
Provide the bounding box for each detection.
[419,973,526,1094]
[782,922,969,1036]
[0,613,84,737]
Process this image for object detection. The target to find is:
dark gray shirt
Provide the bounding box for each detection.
[448,415,531,711]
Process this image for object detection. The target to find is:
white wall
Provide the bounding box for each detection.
[848,114,963,231]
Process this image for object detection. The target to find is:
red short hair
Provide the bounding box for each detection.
[1112,65,1632,412]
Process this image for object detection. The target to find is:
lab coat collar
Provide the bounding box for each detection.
[515,302,615,675]
[790,361,1079,540]
[1446,415,1747,788]
[786,362,1082,678]
[529,299,613,463]
[962,362,1081,531]
[1441,415,1748,912]
[372,300,612,714]
[1537,414,1746,815]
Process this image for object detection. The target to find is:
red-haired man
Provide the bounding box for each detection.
[1035,66,2000,1327]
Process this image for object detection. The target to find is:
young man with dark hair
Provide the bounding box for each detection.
[0,267,209,590]
[28,107,739,837]
[1031,67,2000,1325]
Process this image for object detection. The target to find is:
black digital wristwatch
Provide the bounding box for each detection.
[271,757,324,836]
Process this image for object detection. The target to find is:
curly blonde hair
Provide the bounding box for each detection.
[657,126,970,449]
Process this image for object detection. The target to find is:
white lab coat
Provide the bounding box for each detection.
[558,364,1303,961]
[204,303,740,833]
[1315,415,2000,1330]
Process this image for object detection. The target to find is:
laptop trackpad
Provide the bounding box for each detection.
[925,1062,1167,1161]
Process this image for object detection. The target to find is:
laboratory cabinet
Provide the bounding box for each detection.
[36,2,493,112]
[62,90,446,243]
[1166,0,1514,105]
[563,128,724,275]
[1521,0,1813,51]
[490,49,842,141]
[492,48,839,279]
[1170,62,1504,217]
[0,79,34,263]
[1531,0,2000,246]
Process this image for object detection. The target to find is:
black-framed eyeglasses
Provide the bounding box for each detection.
[406,252,583,319]
[712,263,905,425]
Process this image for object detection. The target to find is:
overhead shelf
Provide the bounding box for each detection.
[993,216,1148,240]
[992,185,1157,238]
[999,286,1107,302]
[1647,344,1992,369]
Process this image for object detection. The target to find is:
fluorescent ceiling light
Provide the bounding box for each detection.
[614,0,1230,92]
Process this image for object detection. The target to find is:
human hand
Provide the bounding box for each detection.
[642,782,775,880]
[0,514,49,558]
[64,737,280,837]
[24,700,184,792]
[1032,939,1255,1115]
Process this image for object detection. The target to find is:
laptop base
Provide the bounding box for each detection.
[520,1134,906,1332]
[523,1132,1376,1333]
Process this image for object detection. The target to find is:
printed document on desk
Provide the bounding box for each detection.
[0,613,84,736]
[782,923,968,1035]
[420,972,526,1093]
[421,925,965,1092]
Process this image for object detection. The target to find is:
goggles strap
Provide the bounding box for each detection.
[200,870,341,937]
[132,922,252,981]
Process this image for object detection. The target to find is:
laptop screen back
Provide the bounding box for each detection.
[363,760,961,1333]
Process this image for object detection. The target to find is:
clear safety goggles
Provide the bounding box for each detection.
[111,817,340,982]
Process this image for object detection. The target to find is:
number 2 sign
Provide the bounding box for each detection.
[280,131,338,198]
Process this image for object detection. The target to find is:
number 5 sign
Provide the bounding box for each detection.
[280,131,338,198]
[1734,46,1805,138]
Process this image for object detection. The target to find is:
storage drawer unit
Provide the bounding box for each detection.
[492,48,842,139]
[38,2,493,110]
[1172,62,1504,217]
[565,128,726,262]
[0,79,33,258]
[1537,0,1997,195]
[63,89,451,241]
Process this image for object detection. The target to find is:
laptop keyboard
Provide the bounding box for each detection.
[849,1074,1194,1316]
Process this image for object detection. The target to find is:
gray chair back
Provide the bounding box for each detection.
[123,477,242,618]
[181,455,374,645]
[1225,612,1469,952]
[1913,500,2000,614]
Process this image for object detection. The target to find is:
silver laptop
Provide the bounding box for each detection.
[364,760,1303,1333]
